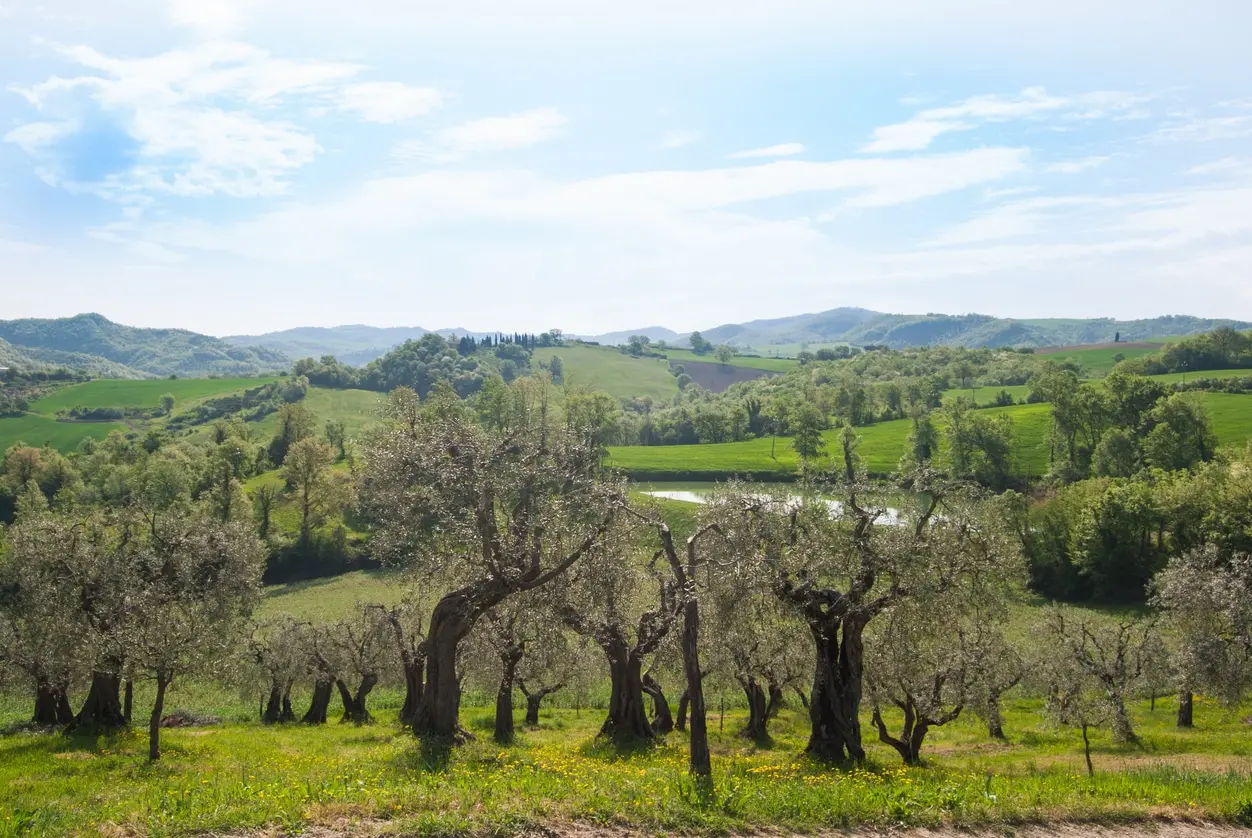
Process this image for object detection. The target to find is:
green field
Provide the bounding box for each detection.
[0,413,127,454]
[608,394,1251,481]
[30,376,279,414]
[942,383,1034,406]
[608,403,1054,479]
[252,387,384,441]
[737,341,853,358]
[1038,340,1172,376]
[663,348,797,372]
[535,345,679,401]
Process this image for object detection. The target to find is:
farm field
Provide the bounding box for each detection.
[0,412,127,453]
[1037,340,1172,376]
[533,345,679,401]
[29,376,279,414]
[607,403,1054,479]
[664,348,797,372]
[940,369,1252,406]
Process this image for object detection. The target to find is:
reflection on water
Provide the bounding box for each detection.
[643,490,905,525]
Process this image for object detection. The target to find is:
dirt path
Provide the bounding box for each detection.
[217,820,1252,837]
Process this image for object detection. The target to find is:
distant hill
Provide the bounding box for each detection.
[678,308,1252,351]
[0,313,287,378]
[224,325,430,366]
[578,326,685,346]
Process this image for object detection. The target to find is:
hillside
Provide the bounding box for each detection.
[533,345,679,401]
[696,309,1252,352]
[0,313,288,377]
[223,325,429,366]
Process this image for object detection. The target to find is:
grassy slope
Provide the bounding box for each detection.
[663,348,797,372]
[941,369,1252,406]
[608,395,1250,480]
[1040,340,1171,376]
[0,413,127,453]
[252,387,384,441]
[1,685,1248,835]
[30,377,279,414]
[534,345,679,401]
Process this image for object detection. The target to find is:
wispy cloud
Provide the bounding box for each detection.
[1045,155,1111,174]
[395,108,567,162]
[1151,113,1252,143]
[863,87,1148,153]
[660,129,701,149]
[335,82,443,123]
[727,142,805,159]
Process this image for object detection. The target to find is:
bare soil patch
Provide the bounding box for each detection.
[672,359,778,392]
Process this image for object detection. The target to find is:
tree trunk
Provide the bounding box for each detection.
[806,616,866,763]
[32,680,73,727]
[642,673,673,735]
[123,680,133,725]
[766,682,785,719]
[1176,690,1194,728]
[1109,696,1137,744]
[676,689,689,731]
[1081,723,1094,777]
[412,586,497,743]
[494,652,521,744]
[739,675,770,742]
[399,653,425,728]
[793,686,809,710]
[262,680,285,724]
[148,677,169,762]
[599,639,655,743]
[872,701,936,765]
[520,682,563,726]
[679,597,711,776]
[337,675,377,724]
[303,678,333,724]
[987,691,1006,740]
[68,669,126,734]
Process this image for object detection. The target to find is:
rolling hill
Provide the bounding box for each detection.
[223,325,430,366]
[0,314,288,378]
[587,309,1252,352]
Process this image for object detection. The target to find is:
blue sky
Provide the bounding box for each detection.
[3,0,1252,336]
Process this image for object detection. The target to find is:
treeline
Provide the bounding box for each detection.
[1121,327,1252,375]
[2,380,1249,780]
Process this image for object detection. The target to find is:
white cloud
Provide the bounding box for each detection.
[394,107,567,161]
[727,142,805,159]
[168,0,255,37]
[660,129,701,149]
[1045,155,1111,174]
[863,87,1147,153]
[6,40,441,200]
[1151,114,1252,143]
[336,82,443,123]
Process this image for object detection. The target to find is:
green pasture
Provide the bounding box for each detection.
[0,413,127,454]
[2,679,1250,836]
[252,387,384,441]
[663,348,797,372]
[1039,341,1172,376]
[941,369,1252,407]
[30,377,279,415]
[608,403,1055,480]
[534,345,679,402]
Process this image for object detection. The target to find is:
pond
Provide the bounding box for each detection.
[636,481,911,524]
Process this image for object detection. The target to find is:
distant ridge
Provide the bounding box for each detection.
[0,313,287,378]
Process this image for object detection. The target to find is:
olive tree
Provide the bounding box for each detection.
[125,511,265,759]
[724,461,1020,763]
[249,618,309,724]
[360,384,623,742]
[1151,546,1252,727]
[328,605,394,724]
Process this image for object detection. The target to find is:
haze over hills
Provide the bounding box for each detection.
[0,313,287,378]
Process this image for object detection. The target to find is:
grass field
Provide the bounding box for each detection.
[608,403,1055,479]
[30,377,279,415]
[0,413,128,454]
[534,345,679,402]
[663,348,797,373]
[941,370,1252,407]
[2,680,1250,836]
[252,388,384,442]
[1038,341,1172,376]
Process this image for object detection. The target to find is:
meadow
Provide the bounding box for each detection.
[607,403,1056,480]
[0,412,127,454]
[533,345,679,401]
[29,377,279,415]
[663,348,797,373]
[251,387,384,441]
[1037,340,1172,376]
[2,677,1250,836]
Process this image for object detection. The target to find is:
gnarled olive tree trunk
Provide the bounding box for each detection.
[518,680,564,726]
[1177,690,1194,728]
[738,674,770,742]
[599,635,656,742]
[871,698,962,765]
[262,679,296,723]
[805,614,868,763]
[68,668,126,734]
[494,644,524,743]
[148,675,170,761]
[336,674,378,724]
[302,678,333,724]
[642,672,673,735]
[33,679,73,727]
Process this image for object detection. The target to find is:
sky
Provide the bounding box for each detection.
[3,1,1252,336]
